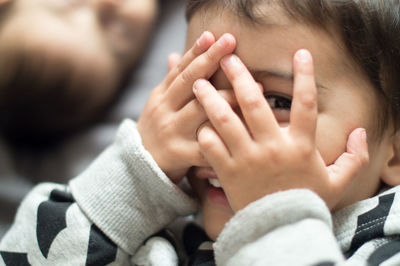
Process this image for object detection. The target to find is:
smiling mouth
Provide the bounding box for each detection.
[193,167,223,189]
[195,169,224,188]
[208,178,222,188]
[192,167,230,206]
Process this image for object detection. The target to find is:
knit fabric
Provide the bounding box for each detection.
[1,119,400,265]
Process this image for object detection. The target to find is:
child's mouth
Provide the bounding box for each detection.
[206,178,231,208]
[192,167,231,208]
[208,178,222,188]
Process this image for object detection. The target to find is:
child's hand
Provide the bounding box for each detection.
[137,32,237,183]
[193,49,369,211]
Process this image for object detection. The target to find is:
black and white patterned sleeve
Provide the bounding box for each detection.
[0,183,126,265]
[0,119,197,266]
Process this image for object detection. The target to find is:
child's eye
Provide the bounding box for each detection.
[264,94,292,123]
[265,94,292,110]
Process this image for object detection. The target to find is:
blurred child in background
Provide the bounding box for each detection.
[0,0,157,145]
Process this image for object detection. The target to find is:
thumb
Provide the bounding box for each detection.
[327,128,369,190]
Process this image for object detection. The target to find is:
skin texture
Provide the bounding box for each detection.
[0,0,157,112]
[138,32,238,182]
[138,4,400,241]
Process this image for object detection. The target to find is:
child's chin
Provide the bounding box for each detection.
[201,200,235,241]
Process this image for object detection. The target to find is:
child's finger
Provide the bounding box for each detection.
[197,121,231,167]
[168,53,182,73]
[164,31,215,87]
[193,79,251,153]
[289,49,318,144]
[220,54,280,140]
[326,128,369,207]
[184,141,211,167]
[166,34,237,110]
[178,89,238,136]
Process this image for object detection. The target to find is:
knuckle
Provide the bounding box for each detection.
[159,118,173,131]
[197,126,215,150]
[180,68,196,85]
[239,147,267,167]
[263,142,283,161]
[220,158,236,173]
[176,60,186,74]
[268,145,281,159]
[358,152,370,167]
[214,110,231,124]
[203,48,216,63]
[299,91,317,109]
[198,133,215,151]
[347,154,364,173]
[242,95,263,110]
[166,143,180,158]
[297,141,314,157]
[229,71,244,84]
[192,43,202,56]
[242,151,258,163]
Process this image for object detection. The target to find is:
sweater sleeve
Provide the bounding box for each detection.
[0,119,197,265]
[214,189,345,266]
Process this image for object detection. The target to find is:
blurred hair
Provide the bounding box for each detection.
[0,3,120,147]
[0,43,106,146]
[186,0,400,138]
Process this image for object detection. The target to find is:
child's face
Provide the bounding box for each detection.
[0,0,156,108]
[186,6,395,240]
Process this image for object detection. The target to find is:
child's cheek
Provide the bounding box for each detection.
[315,117,348,166]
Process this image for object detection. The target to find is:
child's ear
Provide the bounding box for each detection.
[381,132,400,186]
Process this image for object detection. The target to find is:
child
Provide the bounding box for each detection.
[2,0,400,265]
[0,0,157,145]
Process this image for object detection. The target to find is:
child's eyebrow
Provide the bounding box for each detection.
[250,69,328,90]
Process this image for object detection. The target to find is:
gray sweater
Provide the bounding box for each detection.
[1,119,400,265]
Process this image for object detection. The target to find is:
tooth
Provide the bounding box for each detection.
[209,178,222,188]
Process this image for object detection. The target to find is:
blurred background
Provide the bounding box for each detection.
[0,0,187,237]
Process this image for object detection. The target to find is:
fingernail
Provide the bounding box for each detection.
[296,49,312,62]
[222,54,240,67]
[361,128,367,142]
[196,32,207,47]
[193,79,208,92]
[217,34,229,47]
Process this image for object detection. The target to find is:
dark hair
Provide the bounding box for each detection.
[0,46,105,147]
[186,0,400,138]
